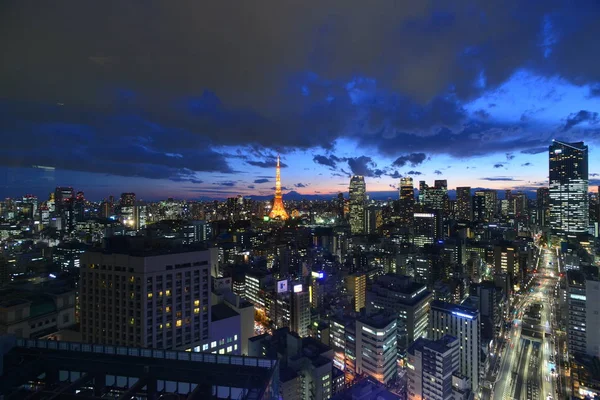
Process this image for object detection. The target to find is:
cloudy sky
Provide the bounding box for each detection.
[1,1,600,200]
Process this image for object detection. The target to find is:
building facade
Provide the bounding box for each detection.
[80,238,217,350]
[549,140,589,238]
[349,176,366,235]
[429,301,480,392]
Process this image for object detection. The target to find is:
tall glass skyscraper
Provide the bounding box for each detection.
[549,140,589,238]
[398,176,414,227]
[349,175,366,235]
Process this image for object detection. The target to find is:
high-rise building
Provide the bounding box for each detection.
[399,177,415,227]
[290,283,311,338]
[406,335,460,400]
[54,186,74,214]
[430,300,480,392]
[549,140,589,238]
[366,274,432,352]
[349,175,366,234]
[269,155,289,220]
[120,192,136,227]
[536,187,550,227]
[356,314,397,384]
[419,180,449,213]
[456,186,471,221]
[413,211,441,247]
[74,191,85,222]
[473,189,497,222]
[566,270,600,358]
[80,237,217,350]
[345,273,366,312]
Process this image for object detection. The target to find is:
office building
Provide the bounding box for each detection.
[472,190,497,222]
[419,180,449,213]
[0,336,279,400]
[566,270,600,358]
[413,211,441,247]
[366,274,432,352]
[356,314,398,384]
[406,335,460,400]
[349,176,366,235]
[290,283,311,338]
[330,317,357,382]
[54,186,74,214]
[345,273,366,312]
[549,140,589,238]
[399,177,415,227]
[80,237,217,350]
[536,187,550,228]
[244,271,272,310]
[430,301,480,392]
[456,187,472,221]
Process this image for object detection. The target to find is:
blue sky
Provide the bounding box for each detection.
[1,1,599,200]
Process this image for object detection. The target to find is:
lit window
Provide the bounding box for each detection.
[166,306,171,313]
[159,324,163,329]
[219,349,225,354]
[234,334,238,341]
[194,300,200,306]
[166,290,171,296]
[227,346,233,353]
[130,318,135,325]
[176,319,182,327]
[234,344,238,351]
[211,341,217,348]
[166,322,171,328]
[159,291,163,297]
[202,344,209,351]
[147,292,153,299]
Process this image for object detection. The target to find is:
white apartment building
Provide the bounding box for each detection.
[356,314,397,384]
[430,300,480,393]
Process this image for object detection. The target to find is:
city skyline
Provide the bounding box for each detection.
[1,2,600,199]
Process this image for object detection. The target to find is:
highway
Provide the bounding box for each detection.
[492,246,559,400]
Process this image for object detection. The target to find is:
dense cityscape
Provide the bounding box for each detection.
[0,139,599,399]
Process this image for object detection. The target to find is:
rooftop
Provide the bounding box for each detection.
[90,236,210,257]
[431,300,478,319]
[211,303,240,322]
[0,336,278,400]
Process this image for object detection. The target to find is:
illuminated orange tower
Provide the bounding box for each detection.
[269,155,289,220]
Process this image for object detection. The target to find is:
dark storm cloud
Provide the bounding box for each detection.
[407,171,422,175]
[294,183,308,188]
[561,110,599,132]
[481,177,522,181]
[313,154,342,168]
[493,163,505,168]
[1,0,600,179]
[522,162,532,166]
[246,158,288,168]
[392,153,427,168]
[247,185,255,189]
[346,156,384,177]
[388,171,402,179]
[521,147,547,155]
[254,179,270,184]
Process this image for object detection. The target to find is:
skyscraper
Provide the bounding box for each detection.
[536,187,550,228]
[269,155,289,220]
[456,186,472,221]
[549,140,589,238]
[472,189,497,222]
[399,176,415,227]
[349,175,366,234]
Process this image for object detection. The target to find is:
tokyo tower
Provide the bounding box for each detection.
[269,155,289,220]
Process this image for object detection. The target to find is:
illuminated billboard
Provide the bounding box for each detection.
[293,284,303,293]
[277,280,288,293]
